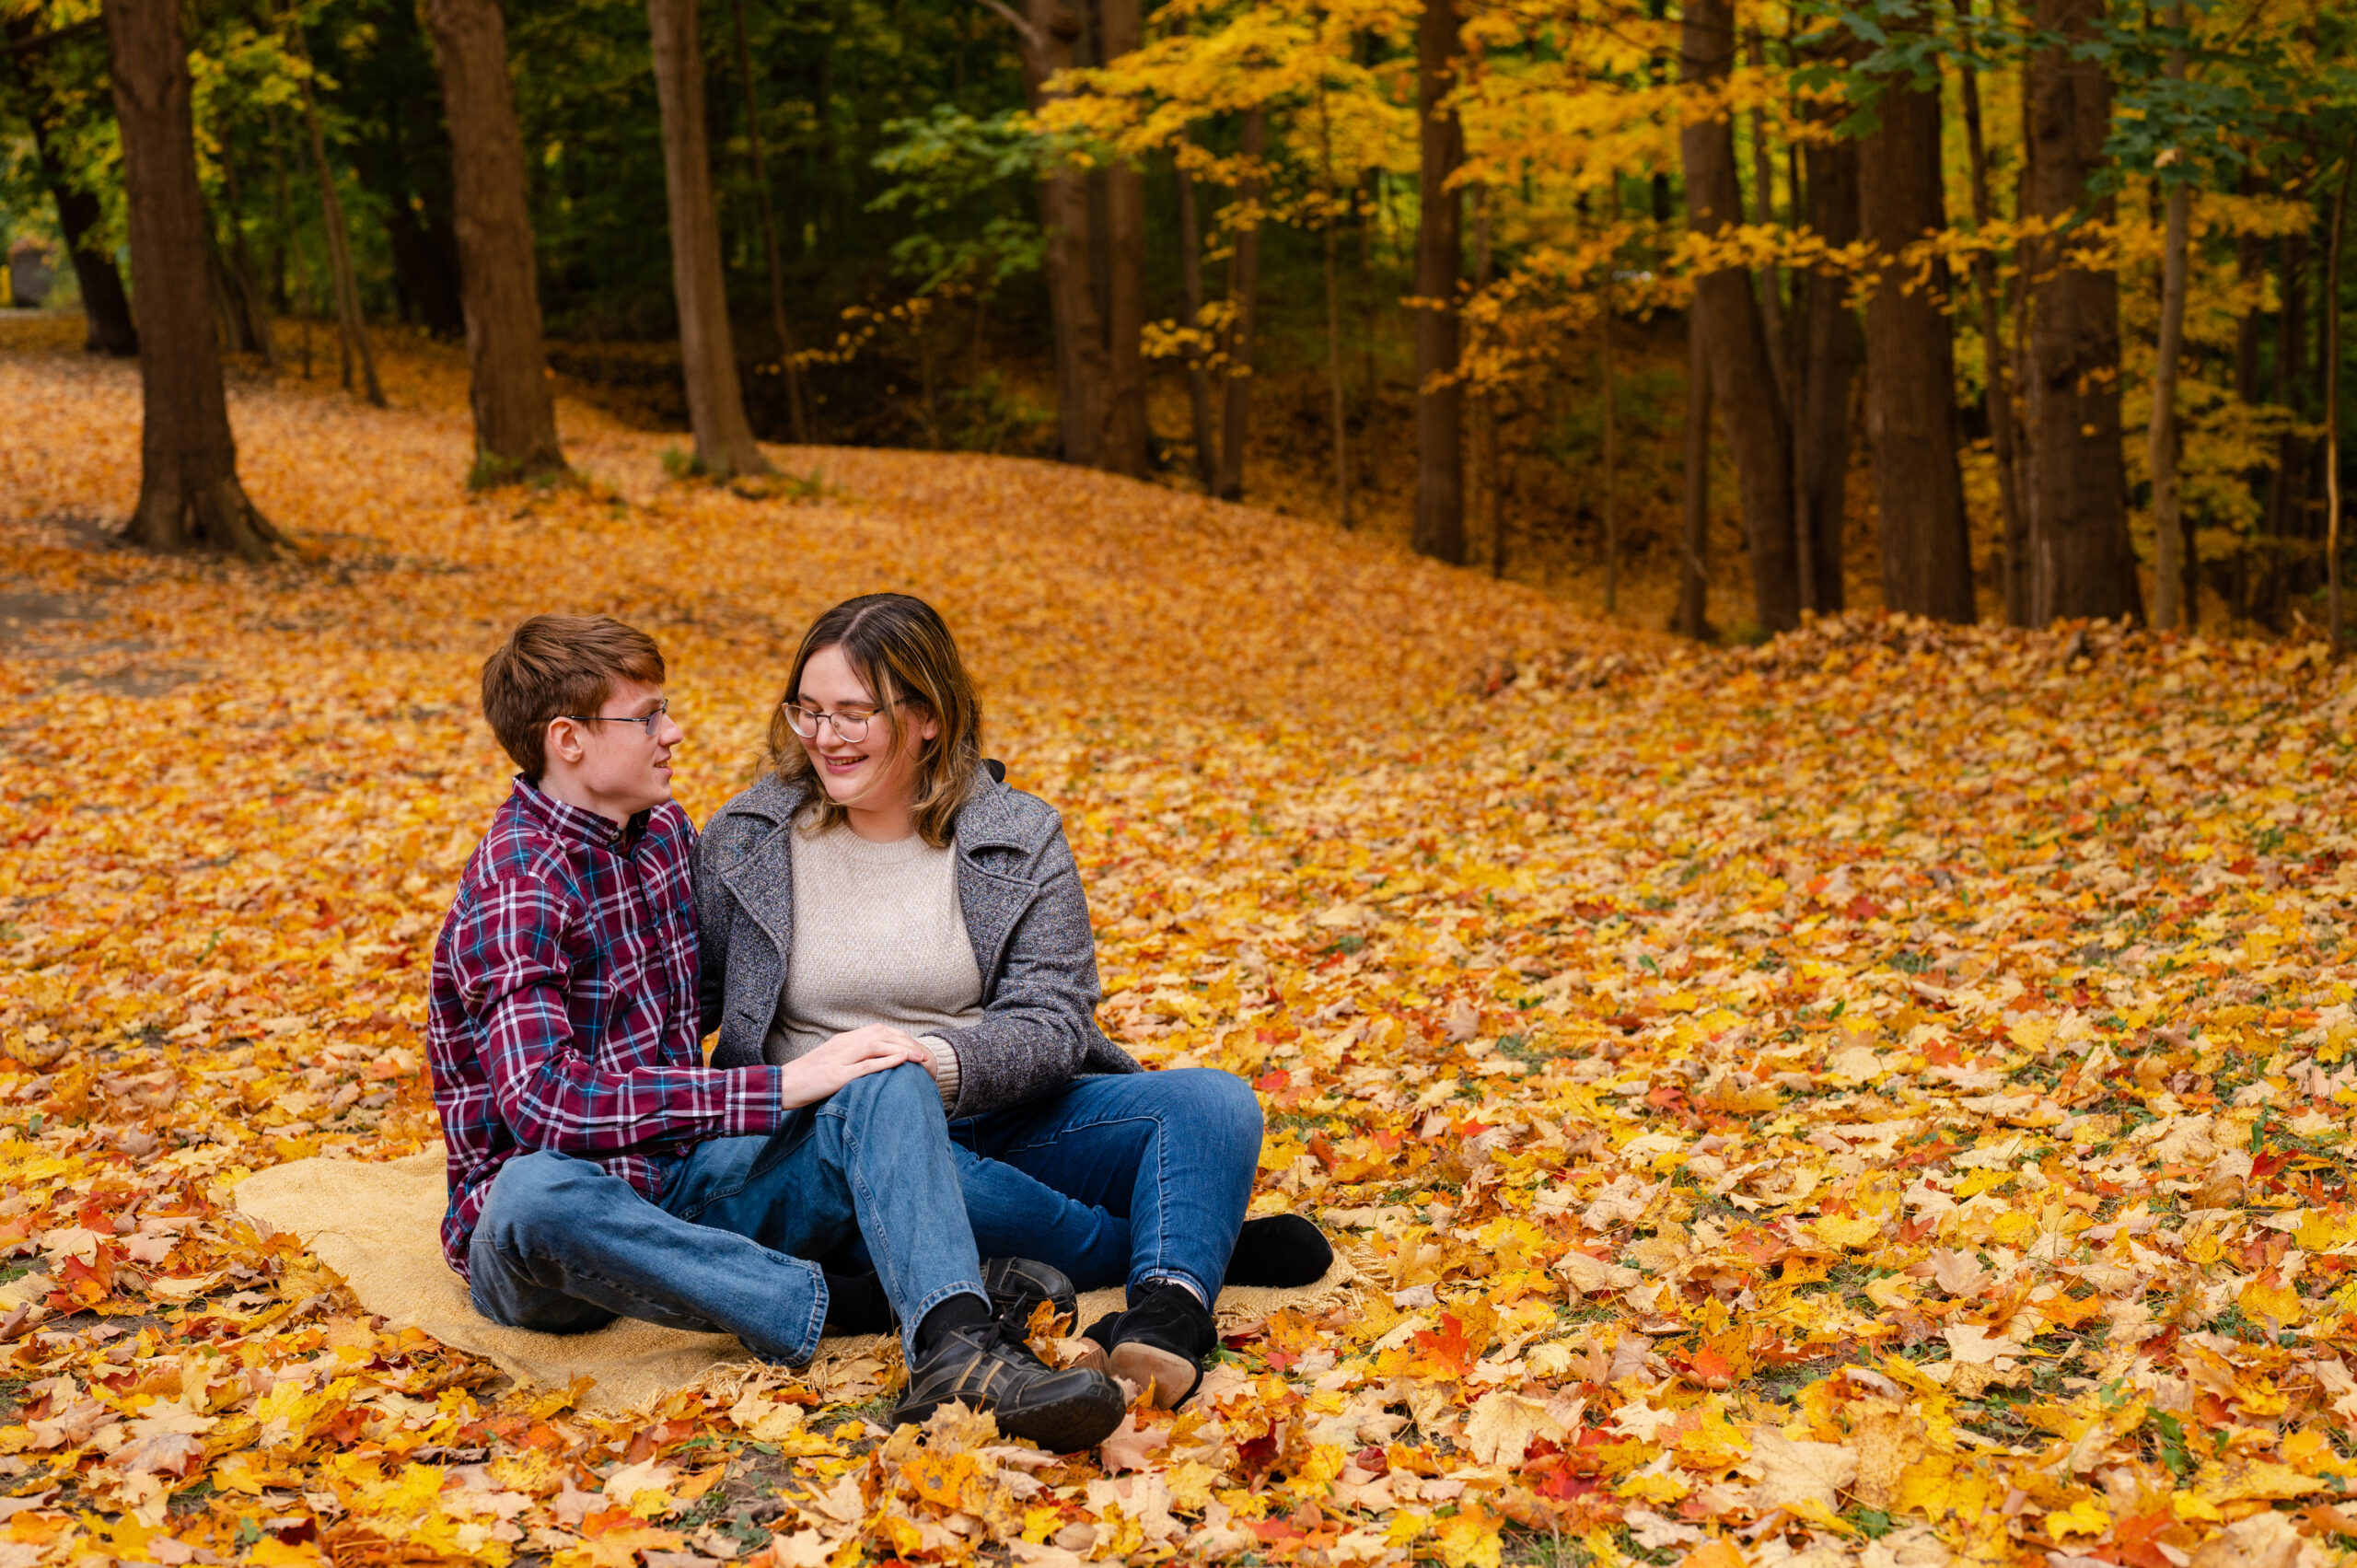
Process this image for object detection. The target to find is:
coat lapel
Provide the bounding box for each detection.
[955,770,1045,988]
[719,774,802,959]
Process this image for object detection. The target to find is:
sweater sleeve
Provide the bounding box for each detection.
[918,1035,962,1109]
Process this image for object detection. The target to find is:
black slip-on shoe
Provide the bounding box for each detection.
[981,1257,1079,1331]
[1224,1214,1335,1287]
[1073,1281,1217,1409]
[892,1320,1126,1451]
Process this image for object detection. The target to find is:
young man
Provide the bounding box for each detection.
[426,614,1124,1449]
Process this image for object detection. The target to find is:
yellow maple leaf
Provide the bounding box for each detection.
[2045,1496,2111,1540]
[557,1524,685,1568]
[2235,1273,2305,1329]
[1429,1505,1504,1568]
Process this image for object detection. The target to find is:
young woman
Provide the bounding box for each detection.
[694,593,1329,1405]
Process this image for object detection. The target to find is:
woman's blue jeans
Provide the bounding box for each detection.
[464,1063,985,1365]
[947,1067,1262,1306]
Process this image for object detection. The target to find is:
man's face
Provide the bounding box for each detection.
[547,678,682,822]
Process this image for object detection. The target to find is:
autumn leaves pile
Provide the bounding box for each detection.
[3,331,2357,1568]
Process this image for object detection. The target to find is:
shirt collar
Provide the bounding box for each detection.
[511,775,650,850]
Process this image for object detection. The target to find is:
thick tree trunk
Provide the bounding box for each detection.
[5,20,140,355]
[1097,0,1148,477]
[647,0,772,477]
[1795,129,1857,614]
[1215,110,1265,503]
[1957,0,2029,624]
[1678,319,1713,638]
[1859,65,1976,622]
[728,0,807,444]
[103,0,284,559]
[1412,0,1465,563]
[1318,93,1353,529]
[1011,0,1110,468]
[426,0,567,481]
[1175,143,1218,493]
[1682,0,1797,631]
[2328,152,2351,645]
[295,67,385,407]
[2023,0,2139,623]
[2147,0,2191,630]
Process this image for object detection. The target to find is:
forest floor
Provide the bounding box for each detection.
[2,312,2356,1568]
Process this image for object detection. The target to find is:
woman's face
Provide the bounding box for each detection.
[795,645,938,819]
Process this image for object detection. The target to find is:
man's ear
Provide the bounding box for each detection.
[545,716,585,769]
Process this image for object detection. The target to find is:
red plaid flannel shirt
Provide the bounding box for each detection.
[426,779,786,1274]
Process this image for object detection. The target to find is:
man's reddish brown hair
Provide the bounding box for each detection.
[482,615,666,780]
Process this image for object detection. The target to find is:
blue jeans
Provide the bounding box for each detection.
[949,1068,1261,1305]
[466,1063,985,1365]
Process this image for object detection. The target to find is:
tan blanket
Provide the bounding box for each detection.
[234,1150,1356,1413]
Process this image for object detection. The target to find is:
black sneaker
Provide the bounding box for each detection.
[893,1320,1126,1451]
[1224,1214,1334,1287]
[1074,1280,1217,1409]
[981,1257,1078,1331]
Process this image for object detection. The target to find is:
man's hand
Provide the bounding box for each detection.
[778,1024,934,1109]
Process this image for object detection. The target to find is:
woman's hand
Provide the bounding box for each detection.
[777,1024,935,1109]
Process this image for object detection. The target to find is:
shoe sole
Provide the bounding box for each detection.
[1072,1340,1201,1409]
[893,1382,1126,1452]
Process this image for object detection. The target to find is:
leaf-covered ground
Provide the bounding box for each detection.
[3,318,2354,1568]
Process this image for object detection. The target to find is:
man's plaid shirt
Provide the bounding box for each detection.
[427,779,786,1275]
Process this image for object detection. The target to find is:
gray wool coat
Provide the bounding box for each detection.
[692,762,1143,1118]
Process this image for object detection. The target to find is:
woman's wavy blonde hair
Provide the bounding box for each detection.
[768,593,983,848]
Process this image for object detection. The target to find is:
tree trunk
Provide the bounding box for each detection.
[1858,63,1976,622]
[1009,0,1109,468]
[427,0,568,481]
[1795,126,1857,614]
[1412,0,1466,563]
[2023,0,2139,623]
[1175,141,1218,493]
[218,151,281,371]
[647,0,772,477]
[1097,0,1148,477]
[727,0,807,444]
[1678,319,1713,638]
[2147,0,2191,630]
[1215,110,1264,502]
[3,26,140,356]
[1318,89,1353,530]
[103,0,284,559]
[1957,0,2030,624]
[2235,170,2264,405]
[295,64,385,407]
[1682,0,1797,632]
[2328,147,2351,645]
[1601,286,1620,611]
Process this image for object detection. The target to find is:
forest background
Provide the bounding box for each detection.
[8,0,2357,637]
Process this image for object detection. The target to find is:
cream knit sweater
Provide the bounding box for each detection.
[762,822,980,1106]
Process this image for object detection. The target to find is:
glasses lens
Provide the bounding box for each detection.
[836,714,868,742]
[786,705,815,738]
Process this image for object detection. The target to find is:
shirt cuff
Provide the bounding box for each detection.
[721,1066,792,1137]
[920,1036,960,1111]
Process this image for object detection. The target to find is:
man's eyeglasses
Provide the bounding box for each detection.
[782,700,901,743]
[560,698,670,738]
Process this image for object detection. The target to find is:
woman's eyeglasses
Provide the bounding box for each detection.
[783,700,901,743]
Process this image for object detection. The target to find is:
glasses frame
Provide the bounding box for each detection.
[782,698,903,744]
[558,697,671,739]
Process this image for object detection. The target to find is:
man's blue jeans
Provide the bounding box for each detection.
[949,1067,1262,1306]
[466,1063,985,1365]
